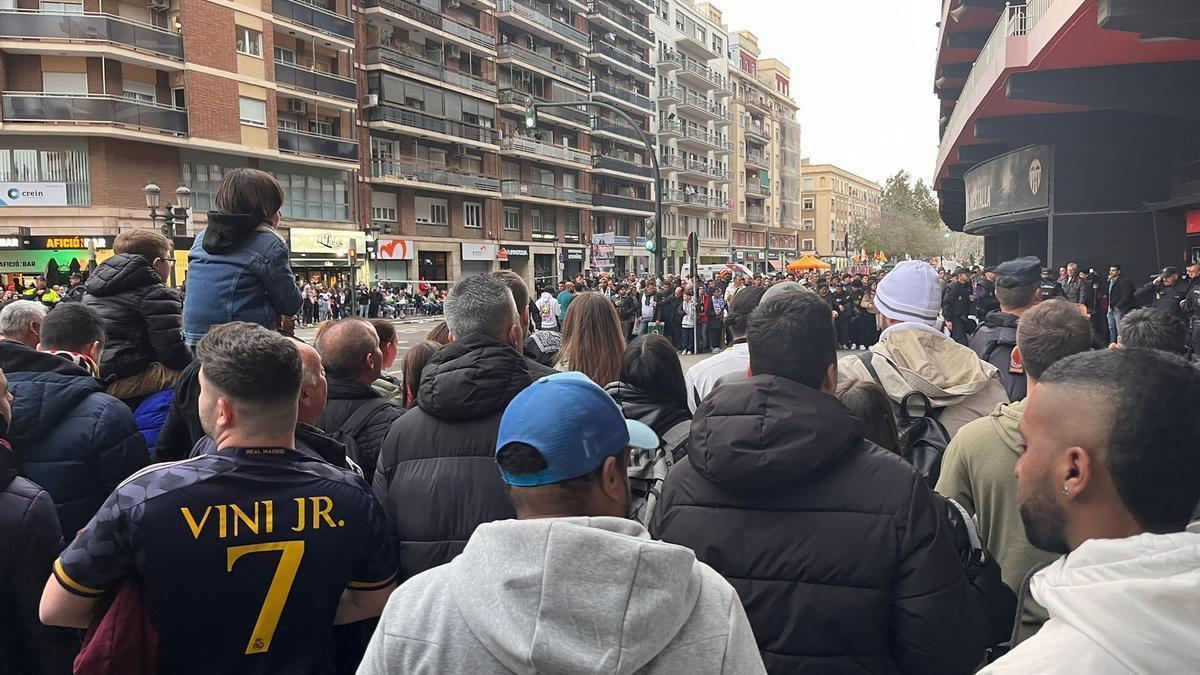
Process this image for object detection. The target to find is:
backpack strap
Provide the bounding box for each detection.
[659,420,692,465]
[862,352,945,420]
[858,351,883,387]
[339,397,392,438]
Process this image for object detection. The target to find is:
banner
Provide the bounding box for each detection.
[964,145,1051,224]
[461,242,496,261]
[591,232,615,271]
[289,227,366,255]
[0,182,68,207]
[375,238,414,260]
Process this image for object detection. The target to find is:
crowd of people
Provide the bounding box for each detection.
[1,165,1197,675]
[296,283,447,327]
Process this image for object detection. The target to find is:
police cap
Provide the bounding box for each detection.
[994,256,1042,288]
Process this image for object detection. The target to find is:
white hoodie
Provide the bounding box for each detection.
[359,517,765,674]
[536,292,560,329]
[982,531,1200,674]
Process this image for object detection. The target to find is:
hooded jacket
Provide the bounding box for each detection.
[316,379,403,484]
[838,322,1009,437]
[652,374,990,673]
[969,311,1026,401]
[981,532,1200,674]
[0,339,83,376]
[935,399,1055,642]
[372,332,536,580]
[8,353,149,537]
[358,517,765,675]
[82,252,192,380]
[604,381,691,439]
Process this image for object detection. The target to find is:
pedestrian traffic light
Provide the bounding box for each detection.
[523,102,538,130]
[644,217,656,252]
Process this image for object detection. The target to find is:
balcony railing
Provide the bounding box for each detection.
[659,154,685,171]
[500,89,591,124]
[278,127,358,161]
[366,103,501,145]
[275,60,357,100]
[592,154,655,178]
[665,189,722,209]
[743,150,768,167]
[271,0,354,40]
[592,118,645,142]
[502,136,591,164]
[363,0,495,49]
[590,79,653,111]
[372,158,500,191]
[496,44,590,88]
[0,9,183,59]
[657,83,683,104]
[2,92,187,134]
[497,0,589,46]
[679,90,727,119]
[745,182,771,197]
[592,193,654,212]
[590,41,653,77]
[502,179,592,204]
[745,121,770,140]
[366,46,497,96]
[587,1,653,43]
[687,158,726,179]
[677,56,728,91]
[744,207,767,224]
[680,125,730,151]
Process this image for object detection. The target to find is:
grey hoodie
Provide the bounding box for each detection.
[358,517,765,675]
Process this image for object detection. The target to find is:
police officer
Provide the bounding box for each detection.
[974,267,1000,316]
[1039,268,1066,300]
[942,267,974,345]
[969,256,1041,401]
[1182,262,1200,353]
[1134,266,1187,321]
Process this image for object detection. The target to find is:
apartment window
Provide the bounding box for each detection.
[309,119,333,136]
[415,196,448,225]
[802,218,814,230]
[236,27,263,57]
[121,80,156,104]
[464,201,483,229]
[504,206,521,231]
[802,239,814,250]
[278,118,299,130]
[238,96,266,126]
[181,157,246,213]
[268,166,350,221]
[564,210,580,239]
[172,87,185,108]
[802,197,814,210]
[533,207,556,237]
[0,145,90,205]
[274,47,296,64]
[372,206,397,222]
[42,71,87,93]
[41,1,83,13]
[502,160,520,181]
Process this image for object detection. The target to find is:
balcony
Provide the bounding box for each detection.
[745,181,771,198]
[590,79,653,112]
[363,0,496,49]
[501,136,591,165]
[278,127,358,161]
[366,46,497,96]
[659,153,685,172]
[0,9,183,60]
[592,154,655,179]
[665,189,722,209]
[657,83,683,104]
[592,192,654,213]
[372,158,501,192]
[2,92,187,135]
[677,90,726,120]
[587,1,654,46]
[366,103,501,146]
[502,179,592,204]
[591,118,645,143]
[744,206,767,224]
[738,91,772,115]
[679,125,730,152]
[497,0,589,49]
[744,121,770,142]
[271,0,354,40]
[499,89,591,126]
[657,118,681,139]
[589,41,654,78]
[674,22,720,61]
[675,56,728,92]
[275,60,357,100]
[743,149,768,169]
[496,44,590,89]
[657,47,682,71]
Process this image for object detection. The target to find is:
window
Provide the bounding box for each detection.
[564,210,580,240]
[172,87,186,108]
[464,201,483,229]
[372,206,397,221]
[42,71,87,93]
[121,80,156,104]
[278,118,299,130]
[238,96,266,126]
[504,206,521,231]
[274,47,296,64]
[415,196,448,225]
[803,177,814,191]
[802,239,814,250]
[309,119,333,136]
[802,218,814,230]
[268,166,350,221]
[0,145,90,205]
[40,1,83,13]
[236,27,262,57]
[802,197,814,210]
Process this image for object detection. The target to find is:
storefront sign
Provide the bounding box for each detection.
[964,145,1051,224]
[375,238,414,261]
[461,242,496,261]
[0,249,87,275]
[1186,209,1200,235]
[565,248,584,261]
[0,237,21,249]
[613,235,631,247]
[289,227,366,255]
[0,182,68,207]
[591,232,615,271]
[497,245,529,262]
[28,236,109,250]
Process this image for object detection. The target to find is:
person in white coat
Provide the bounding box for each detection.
[982,348,1200,674]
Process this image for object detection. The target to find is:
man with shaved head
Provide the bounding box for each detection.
[315,318,402,482]
[981,348,1200,673]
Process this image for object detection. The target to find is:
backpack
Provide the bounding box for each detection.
[858,352,952,487]
[628,419,691,527]
[327,398,391,469]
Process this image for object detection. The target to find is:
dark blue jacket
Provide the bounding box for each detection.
[9,364,149,537]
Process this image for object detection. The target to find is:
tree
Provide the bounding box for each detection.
[853,170,982,261]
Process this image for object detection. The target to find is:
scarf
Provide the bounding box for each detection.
[46,350,101,378]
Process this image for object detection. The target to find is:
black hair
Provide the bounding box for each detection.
[726,286,767,336]
[995,282,1038,309]
[621,335,689,413]
[40,302,105,352]
[1118,308,1187,354]
[1016,299,1093,380]
[196,322,302,407]
[1040,349,1200,533]
[747,291,836,389]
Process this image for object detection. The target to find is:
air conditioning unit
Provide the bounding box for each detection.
[448,45,461,59]
[148,0,170,12]
[289,99,307,114]
[361,93,379,108]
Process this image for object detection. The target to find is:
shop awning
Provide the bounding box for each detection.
[769,259,785,271]
[787,255,832,271]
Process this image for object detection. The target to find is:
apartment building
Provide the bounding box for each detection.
[650,0,731,271]
[728,30,801,274]
[0,0,361,285]
[799,158,881,266]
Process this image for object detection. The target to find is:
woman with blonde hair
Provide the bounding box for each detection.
[555,291,625,386]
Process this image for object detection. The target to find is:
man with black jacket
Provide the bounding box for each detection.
[1107,264,1137,344]
[617,284,639,341]
[1134,266,1187,321]
[970,256,1041,401]
[975,267,1000,316]
[943,267,974,345]
[652,288,990,673]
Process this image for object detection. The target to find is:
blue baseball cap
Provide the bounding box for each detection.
[495,372,659,487]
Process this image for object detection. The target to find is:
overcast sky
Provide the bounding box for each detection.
[715,0,941,187]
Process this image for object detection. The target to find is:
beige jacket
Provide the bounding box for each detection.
[838,322,1008,437]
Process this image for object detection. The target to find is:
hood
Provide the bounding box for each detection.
[417,332,533,421]
[9,370,106,438]
[986,398,1027,458]
[0,340,90,376]
[874,324,1000,403]
[604,381,690,437]
[1032,531,1200,671]
[84,253,163,296]
[201,214,278,254]
[982,310,1019,330]
[449,517,702,674]
[690,374,863,493]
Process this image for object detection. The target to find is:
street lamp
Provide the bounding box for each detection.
[144,181,190,288]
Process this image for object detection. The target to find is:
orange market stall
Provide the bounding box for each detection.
[786,255,832,272]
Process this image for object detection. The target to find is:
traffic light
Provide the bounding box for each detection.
[644,217,656,252]
[523,102,538,130]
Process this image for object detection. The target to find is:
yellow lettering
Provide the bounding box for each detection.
[216,504,227,539]
[181,506,212,540]
[264,500,274,534]
[292,497,306,532]
[231,503,259,536]
[310,496,337,529]
[227,541,305,654]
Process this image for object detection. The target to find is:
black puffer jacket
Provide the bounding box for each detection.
[82,253,192,380]
[604,381,691,438]
[0,339,83,376]
[652,375,989,674]
[0,443,78,674]
[373,332,534,580]
[316,379,403,484]
[969,310,1025,401]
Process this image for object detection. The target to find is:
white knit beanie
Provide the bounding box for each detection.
[875,261,941,326]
